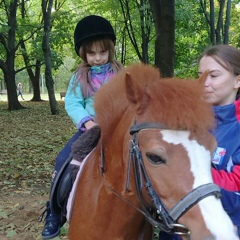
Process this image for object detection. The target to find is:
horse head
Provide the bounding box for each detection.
[70,63,238,240]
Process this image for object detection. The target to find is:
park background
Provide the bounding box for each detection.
[0,0,240,239]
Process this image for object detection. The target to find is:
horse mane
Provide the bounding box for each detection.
[94,63,215,140]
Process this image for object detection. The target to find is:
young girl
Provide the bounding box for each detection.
[41,15,123,240]
[159,44,240,239]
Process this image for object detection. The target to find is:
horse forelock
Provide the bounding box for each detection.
[94,63,215,140]
[146,78,215,133]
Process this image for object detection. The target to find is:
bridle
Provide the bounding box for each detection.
[125,121,221,235]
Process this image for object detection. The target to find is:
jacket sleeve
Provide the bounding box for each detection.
[212,165,240,191]
[65,74,92,129]
[220,188,240,216]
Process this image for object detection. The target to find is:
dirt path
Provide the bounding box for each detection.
[0,194,46,240]
[0,190,69,240]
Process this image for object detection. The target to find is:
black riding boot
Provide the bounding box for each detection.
[39,160,78,240]
[39,201,61,240]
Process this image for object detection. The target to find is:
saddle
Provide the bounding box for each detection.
[50,125,101,224]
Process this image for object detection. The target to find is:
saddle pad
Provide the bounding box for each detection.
[66,148,95,221]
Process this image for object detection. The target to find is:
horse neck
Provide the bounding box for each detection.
[101,111,135,187]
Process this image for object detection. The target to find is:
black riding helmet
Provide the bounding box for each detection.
[74,15,116,56]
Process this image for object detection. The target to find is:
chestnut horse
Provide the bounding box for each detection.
[69,64,237,240]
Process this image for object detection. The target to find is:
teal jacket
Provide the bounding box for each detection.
[65,63,115,130]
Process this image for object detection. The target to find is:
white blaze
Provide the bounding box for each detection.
[161,130,238,240]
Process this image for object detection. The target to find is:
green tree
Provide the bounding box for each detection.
[174,0,209,78]
[228,1,240,47]
[199,0,232,44]
[18,0,44,101]
[0,0,23,110]
[42,0,59,114]
[118,0,154,64]
[174,0,240,78]
[1,0,240,111]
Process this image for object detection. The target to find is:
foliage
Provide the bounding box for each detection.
[54,56,75,92]
[118,0,155,64]
[1,0,240,105]
[174,0,210,78]
[231,0,240,47]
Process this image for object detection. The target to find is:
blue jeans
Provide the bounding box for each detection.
[54,130,83,174]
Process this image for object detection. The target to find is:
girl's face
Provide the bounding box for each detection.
[199,56,240,106]
[86,42,109,66]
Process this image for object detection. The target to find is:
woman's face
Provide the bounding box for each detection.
[199,56,240,106]
[86,41,109,67]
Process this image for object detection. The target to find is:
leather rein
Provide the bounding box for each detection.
[127,122,220,235]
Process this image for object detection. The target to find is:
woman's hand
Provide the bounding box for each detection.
[84,120,98,130]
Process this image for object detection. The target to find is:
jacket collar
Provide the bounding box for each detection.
[213,98,240,126]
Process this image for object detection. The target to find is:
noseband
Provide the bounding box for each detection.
[127,122,221,235]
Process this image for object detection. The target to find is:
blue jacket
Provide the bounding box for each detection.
[159,99,240,240]
[211,98,240,235]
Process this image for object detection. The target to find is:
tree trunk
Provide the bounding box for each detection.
[209,0,216,44]
[2,66,23,110]
[199,0,232,46]
[216,0,225,44]
[42,0,59,114]
[31,60,42,101]
[119,0,153,63]
[149,0,175,77]
[4,0,24,110]
[20,41,42,101]
[224,0,231,44]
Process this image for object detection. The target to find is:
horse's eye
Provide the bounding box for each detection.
[146,152,166,165]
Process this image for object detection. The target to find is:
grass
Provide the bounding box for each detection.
[0,93,64,102]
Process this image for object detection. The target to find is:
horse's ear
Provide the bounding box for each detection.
[198,70,209,85]
[125,72,138,104]
[125,71,150,115]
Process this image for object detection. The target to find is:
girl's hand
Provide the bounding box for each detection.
[84,120,98,130]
